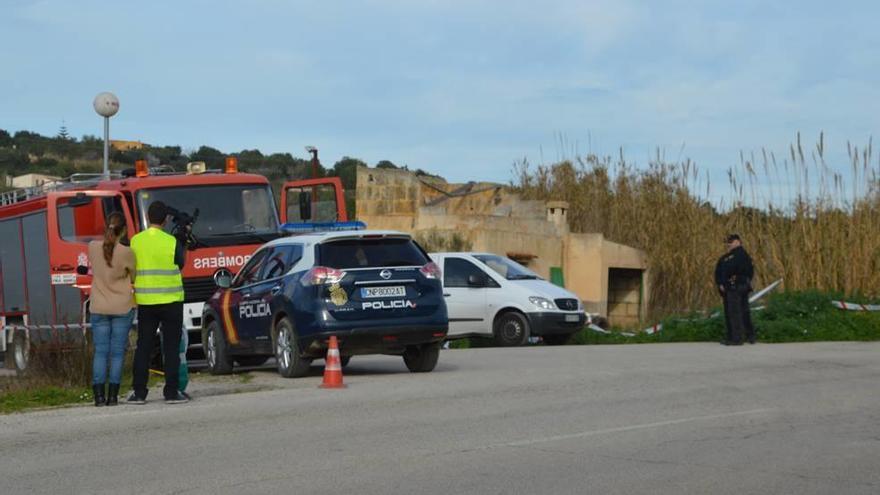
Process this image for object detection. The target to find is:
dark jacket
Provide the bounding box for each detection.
[714,246,754,291]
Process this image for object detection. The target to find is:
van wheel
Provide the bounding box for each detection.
[403,343,440,372]
[543,334,572,346]
[274,317,311,378]
[494,312,529,347]
[12,329,29,372]
[203,320,233,375]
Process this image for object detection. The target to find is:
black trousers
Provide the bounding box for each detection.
[722,288,755,343]
[132,302,183,399]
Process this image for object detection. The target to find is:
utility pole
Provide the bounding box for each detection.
[305,146,319,219]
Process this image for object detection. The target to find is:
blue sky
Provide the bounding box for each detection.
[2,0,878,204]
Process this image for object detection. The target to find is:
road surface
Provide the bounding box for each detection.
[2,342,879,494]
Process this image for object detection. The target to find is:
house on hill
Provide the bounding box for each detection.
[6,173,62,189]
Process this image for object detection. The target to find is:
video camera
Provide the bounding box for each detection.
[166,206,200,250]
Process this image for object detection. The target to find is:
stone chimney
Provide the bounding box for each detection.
[546,200,569,233]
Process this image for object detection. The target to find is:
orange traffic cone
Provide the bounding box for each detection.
[320,335,346,389]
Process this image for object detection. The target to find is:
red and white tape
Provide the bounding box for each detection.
[832,301,880,312]
[643,323,662,335]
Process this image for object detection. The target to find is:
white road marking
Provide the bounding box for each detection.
[481,408,774,450]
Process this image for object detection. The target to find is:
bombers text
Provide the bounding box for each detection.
[193,254,252,270]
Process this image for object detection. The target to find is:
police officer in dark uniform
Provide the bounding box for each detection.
[714,234,756,345]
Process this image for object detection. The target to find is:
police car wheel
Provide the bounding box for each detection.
[274,317,311,378]
[203,320,233,375]
[403,343,440,373]
[493,311,530,347]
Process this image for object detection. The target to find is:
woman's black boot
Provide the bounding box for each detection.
[93,384,106,407]
[106,384,120,406]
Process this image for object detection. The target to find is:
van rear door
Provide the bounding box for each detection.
[46,191,135,287]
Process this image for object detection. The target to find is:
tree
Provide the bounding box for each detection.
[57,121,70,140]
[331,157,367,190]
[0,129,12,148]
[375,160,398,169]
[189,145,225,169]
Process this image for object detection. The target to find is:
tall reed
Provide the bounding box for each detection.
[513,134,880,319]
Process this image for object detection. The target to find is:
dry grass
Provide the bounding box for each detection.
[513,134,880,319]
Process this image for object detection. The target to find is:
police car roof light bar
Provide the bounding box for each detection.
[280,220,367,234]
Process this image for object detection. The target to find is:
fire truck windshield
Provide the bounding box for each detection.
[136,184,280,246]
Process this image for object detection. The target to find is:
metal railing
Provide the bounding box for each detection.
[0,172,124,206]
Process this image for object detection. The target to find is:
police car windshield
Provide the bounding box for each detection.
[318,238,428,269]
[474,254,540,280]
[137,185,279,245]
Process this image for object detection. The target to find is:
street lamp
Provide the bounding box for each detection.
[93,92,119,179]
[305,146,318,179]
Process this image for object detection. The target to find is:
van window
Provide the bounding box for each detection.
[474,254,541,280]
[444,257,497,288]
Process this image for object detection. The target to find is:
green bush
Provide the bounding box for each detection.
[571,291,880,344]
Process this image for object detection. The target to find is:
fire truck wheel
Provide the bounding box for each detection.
[12,329,29,373]
[273,317,311,378]
[203,320,233,375]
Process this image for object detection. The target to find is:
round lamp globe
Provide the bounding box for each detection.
[93,92,120,118]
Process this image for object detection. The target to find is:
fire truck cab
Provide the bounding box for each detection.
[0,160,347,371]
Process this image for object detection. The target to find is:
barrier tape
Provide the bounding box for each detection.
[587,324,610,334]
[3,324,90,331]
[831,301,880,312]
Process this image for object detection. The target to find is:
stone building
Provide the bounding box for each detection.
[6,173,62,189]
[110,140,145,151]
[355,166,650,327]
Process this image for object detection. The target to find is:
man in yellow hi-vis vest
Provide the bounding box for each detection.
[127,201,189,404]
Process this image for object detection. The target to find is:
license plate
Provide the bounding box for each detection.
[361,286,406,298]
[565,314,580,322]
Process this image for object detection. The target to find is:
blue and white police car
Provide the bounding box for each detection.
[200,227,449,377]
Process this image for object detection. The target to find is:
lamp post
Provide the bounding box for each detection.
[305,146,319,218]
[93,92,119,179]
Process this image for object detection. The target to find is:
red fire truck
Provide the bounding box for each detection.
[0,159,347,371]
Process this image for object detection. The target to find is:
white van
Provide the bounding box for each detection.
[430,252,588,346]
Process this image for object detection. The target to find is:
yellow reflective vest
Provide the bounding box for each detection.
[130,227,184,305]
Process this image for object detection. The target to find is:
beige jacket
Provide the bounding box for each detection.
[88,240,136,315]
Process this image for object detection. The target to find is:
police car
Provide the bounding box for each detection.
[200,229,449,377]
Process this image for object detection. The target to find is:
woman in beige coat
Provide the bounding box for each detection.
[88,212,136,406]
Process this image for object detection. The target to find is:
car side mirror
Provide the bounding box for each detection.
[298,192,312,221]
[213,268,234,289]
[467,274,486,287]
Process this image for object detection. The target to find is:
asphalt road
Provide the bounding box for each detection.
[2,342,880,494]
